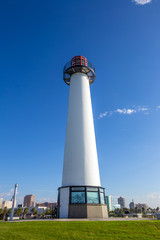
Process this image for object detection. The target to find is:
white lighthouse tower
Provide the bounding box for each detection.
[58,56,108,218]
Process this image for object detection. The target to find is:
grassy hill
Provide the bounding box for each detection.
[0,220,160,240]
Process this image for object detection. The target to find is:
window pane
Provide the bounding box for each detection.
[71,192,85,204]
[100,192,105,204]
[71,187,85,191]
[87,192,99,204]
[100,188,104,193]
[87,187,98,192]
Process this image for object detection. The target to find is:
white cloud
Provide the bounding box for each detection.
[98,106,150,119]
[0,189,14,199]
[147,192,160,200]
[99,108,137,119]
[115,108,136,115]
[137,106,150,114]
[99,111,113,119]
[137,107,149,112]
[132,0,152,5]
[99,112,108,119]
[145,192,160,208]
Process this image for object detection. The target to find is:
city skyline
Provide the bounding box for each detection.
[0,0,160,208]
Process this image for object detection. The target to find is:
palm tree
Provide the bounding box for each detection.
[3,207,8,221]
[0,208,4,220]
[3,207,7,214]
[31,207,38,216]
[23,208,28,218]
[15,207,23,218]
[7,209,11,215]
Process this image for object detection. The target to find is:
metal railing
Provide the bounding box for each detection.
[63,60,95,74]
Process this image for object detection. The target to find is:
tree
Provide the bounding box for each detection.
[0,208,4,220]
[3,207,7,214]
[23,208,28,218]
[109,211,116,217]
[44,208,52,215]
[113,208,124,217]
[51,207,57,218]
[23,208,28,214]
[34,210,38,216]
[142,207,145,213]
[7,209,11,215]
[15,207,23,217]
[31,208,37,216]
[134,207,138,213]
[123,208,130,214]
[117,209,123,217]
[54,207,57,218]
[3,207,8,221]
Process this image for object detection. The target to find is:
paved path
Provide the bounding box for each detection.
[5,217,156,222]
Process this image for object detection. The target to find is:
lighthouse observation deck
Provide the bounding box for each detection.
[63,56,95,85]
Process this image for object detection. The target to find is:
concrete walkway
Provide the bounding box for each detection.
[6,217,156,222]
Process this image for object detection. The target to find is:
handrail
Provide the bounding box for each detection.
[63,60,95,74]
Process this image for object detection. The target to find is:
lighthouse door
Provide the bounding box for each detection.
[59,187,69,218]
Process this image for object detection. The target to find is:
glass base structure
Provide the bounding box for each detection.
[58,186,108,218]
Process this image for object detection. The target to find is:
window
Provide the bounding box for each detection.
[70,186,106,205]
[100,188,104,193]
[87,192,99,204]
[71,192,85,204]
[71,187,85,191]
[71,60,75,66]
[87,187,98,192]
[100,192,105,204]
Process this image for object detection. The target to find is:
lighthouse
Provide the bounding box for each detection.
[58,56,108,218]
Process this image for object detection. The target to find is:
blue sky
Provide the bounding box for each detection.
[0,0,160,208]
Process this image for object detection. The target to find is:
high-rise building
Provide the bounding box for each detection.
[105,196,113,212]
[135,203,148,212]
[118,196,126,209]
[58,56,108,218]
[0,198,3,209]
[36,202,57,208]
[3,200,13,209]
[129,200,135,210]
[24,195,35,207]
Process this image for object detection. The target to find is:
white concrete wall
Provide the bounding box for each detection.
[62,72,101,187]
[59,187,69,218]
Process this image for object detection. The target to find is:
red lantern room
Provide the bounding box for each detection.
[63,56,95,85]
[71,56,88,67]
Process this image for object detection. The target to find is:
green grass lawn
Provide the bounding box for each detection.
[0,221,160,240]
